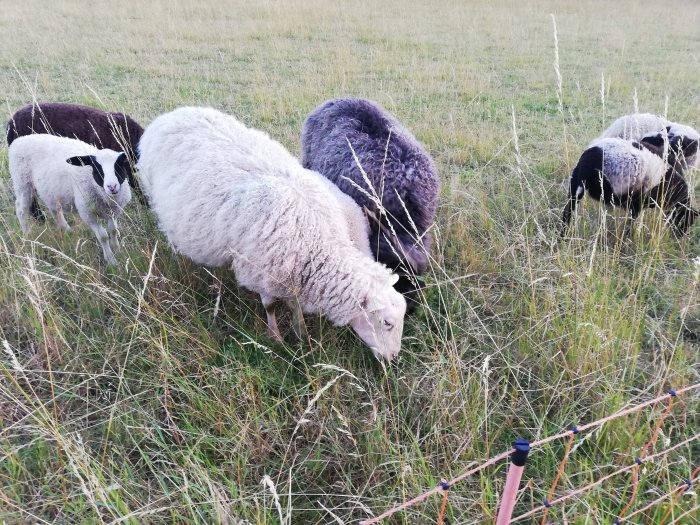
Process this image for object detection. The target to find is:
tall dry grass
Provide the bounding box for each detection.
[0,1,698,523]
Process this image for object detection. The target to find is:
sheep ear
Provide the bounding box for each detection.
[66,155,96,167]
[389,273,400,286]
[641,134,665,148]
[366,297,388,313]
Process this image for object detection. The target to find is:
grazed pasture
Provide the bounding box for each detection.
[0,1,698,523]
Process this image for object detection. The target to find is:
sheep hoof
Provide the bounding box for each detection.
[292,320,308,341]
[267,326,284,343]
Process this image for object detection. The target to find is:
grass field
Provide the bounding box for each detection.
[1,1,699,523]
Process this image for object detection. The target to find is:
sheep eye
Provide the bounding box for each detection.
[382,320,394,330]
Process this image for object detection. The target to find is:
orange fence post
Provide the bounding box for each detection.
[495,439,530,525]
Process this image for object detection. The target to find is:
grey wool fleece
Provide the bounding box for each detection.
[301,98,440,313]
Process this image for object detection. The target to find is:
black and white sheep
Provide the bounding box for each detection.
[137,106,407,361]
[6,102,145,204]
[300,98,440,313]
[562,137,698,235]
[9,134,132,266]
[600,113,699,169]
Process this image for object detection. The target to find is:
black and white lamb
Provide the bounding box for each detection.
[9,134,132,266]
[6,102,145,203]
[300,98,440,313]
[600,113,699,169]
[562,137,698,235]
[137,106,407,361]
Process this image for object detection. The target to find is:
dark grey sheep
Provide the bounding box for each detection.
[301,98,440,313]
[6,102,145,208]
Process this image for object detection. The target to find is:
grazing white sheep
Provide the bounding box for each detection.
[562,137,698,236]
[137,106,406,361]
[600,113,699,169]
[600,113,671,140]
[9,134,132,265]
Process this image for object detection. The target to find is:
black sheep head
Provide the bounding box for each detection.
[671,205,699,236]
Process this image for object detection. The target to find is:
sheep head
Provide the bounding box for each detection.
[640,128,699,171]
[66,151,129,196]
[671,205,699,236]
[351,274,406,361]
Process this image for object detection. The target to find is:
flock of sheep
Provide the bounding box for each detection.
[4,101,699,361]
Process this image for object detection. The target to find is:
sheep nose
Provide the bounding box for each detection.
[106,183,119,194]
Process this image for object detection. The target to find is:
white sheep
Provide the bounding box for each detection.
[600,113,671,140]
[600,113,699,169]
[9,134,132,265]
[137,106,406,361]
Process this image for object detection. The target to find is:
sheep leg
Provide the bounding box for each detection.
[288,299,308,340]
[12,175,35,233]
[84,216,118,266]
[14,193,33,234]
[260,295,284,343]
[92,222,118,266]
[107,217,119,254]
[50,204,72,232]
[624,200,642,237]
[560,199,576,236]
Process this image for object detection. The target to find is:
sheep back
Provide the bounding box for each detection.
[7,102,142,155]
[6,102,144,201]
[584,138,667,198]
[301,98,439,309]
[599,113,671,141]
[137,107,394,324]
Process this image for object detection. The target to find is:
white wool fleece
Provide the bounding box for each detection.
[136,107,372,257]
[138,107,405,357]
[589,138,667,197]
[600,113,671,141]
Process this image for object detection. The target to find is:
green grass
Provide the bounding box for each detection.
[1,0,699,523]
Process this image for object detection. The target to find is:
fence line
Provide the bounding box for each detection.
[615,395,674,522]
[668,503,700,525]
[437,480,449,525]
[540,433,574,525]
[358,449,513,525]
[617,466,698,523]
[509,432,700,523]
[658,466,700,525]
[359,383,700,525]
